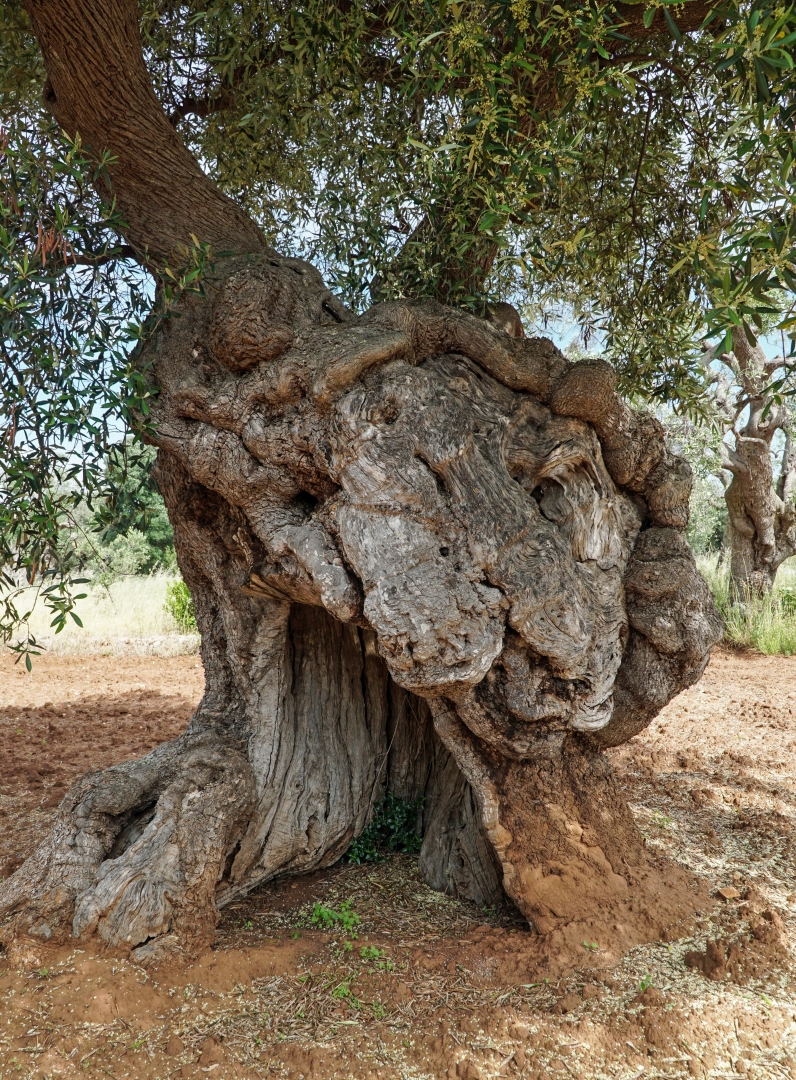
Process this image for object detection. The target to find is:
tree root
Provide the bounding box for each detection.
[0,733,255,959]
[431,700,646,933]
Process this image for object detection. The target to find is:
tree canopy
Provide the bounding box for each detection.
[3,0,796,651]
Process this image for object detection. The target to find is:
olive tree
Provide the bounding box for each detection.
[5,0,796,957]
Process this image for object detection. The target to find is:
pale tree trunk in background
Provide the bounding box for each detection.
[720,328,796,596]
[0,0,722,962]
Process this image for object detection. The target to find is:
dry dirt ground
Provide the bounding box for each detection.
[1,648,795,1080]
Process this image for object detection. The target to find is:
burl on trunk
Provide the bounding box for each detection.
[1,254,722,961]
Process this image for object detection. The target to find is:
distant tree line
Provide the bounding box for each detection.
[58,443,176,585]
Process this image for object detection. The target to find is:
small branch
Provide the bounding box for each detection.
[611,0,714,43]
[72,244,138,267]
[720,442,747,477]
[629,87,654,227]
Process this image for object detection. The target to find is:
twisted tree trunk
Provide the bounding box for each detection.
[1,0,722,961]
[719,329,796,596]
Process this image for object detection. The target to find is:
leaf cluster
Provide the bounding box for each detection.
[347,793,424,863]
[0,110,154,661]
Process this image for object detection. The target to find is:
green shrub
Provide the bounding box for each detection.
[57,444,178,579]
[347,793,423,863]
[90,529,152,586]
[687,474,726,555]
[164,579,197,632]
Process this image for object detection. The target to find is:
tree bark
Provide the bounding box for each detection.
[23,0,266,261]
[719,329,796,596]
[1,0,723,960]
[1,267,722,956]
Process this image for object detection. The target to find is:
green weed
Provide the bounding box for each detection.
[311,899,360,936]
[164,578,197,632]
[330,978,360,1007]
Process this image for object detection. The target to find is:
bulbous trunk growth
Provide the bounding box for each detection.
[1,255,722,959]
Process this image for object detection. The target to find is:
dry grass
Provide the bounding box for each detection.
[698,554,796,655]
[20,573,199,656]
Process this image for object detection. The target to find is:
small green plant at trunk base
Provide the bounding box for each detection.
[311,900,360,935]
[347,793,423,863]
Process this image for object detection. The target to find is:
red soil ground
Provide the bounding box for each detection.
[1,648,795,1080]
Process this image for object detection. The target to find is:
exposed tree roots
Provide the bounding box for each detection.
[0,733,254,958]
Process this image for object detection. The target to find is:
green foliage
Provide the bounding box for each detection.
[133,0,796,398]
[92,444,175,559]
[347,793,424,864]
[55,443,178,584]
[87,530,153,587]
[0,114,152,653]
[6,0,796,652]
[310,900,361,935]
[0,102,210,657]
[658,410,728,553]
[164,579,197,632]
[330,978,358,1003]
[687,478,728,556]
[360,945,393,970]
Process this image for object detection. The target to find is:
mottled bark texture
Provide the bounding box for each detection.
[716,329,796,595]
[1,256,722,957]
[2,0,722,959]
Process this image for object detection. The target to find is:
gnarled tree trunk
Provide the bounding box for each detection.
[719,328,796,596]
[1,0,722,961]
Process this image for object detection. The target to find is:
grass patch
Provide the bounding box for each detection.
[21,573,198,655]
[697,553,796,655]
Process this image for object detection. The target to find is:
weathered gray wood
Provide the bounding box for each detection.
[719,328,796,595]
[419,739,504,908]
[0,259,722,958]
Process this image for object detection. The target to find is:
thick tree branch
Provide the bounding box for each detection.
[23,0,269,261]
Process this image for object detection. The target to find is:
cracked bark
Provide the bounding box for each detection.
[1,0,722,960]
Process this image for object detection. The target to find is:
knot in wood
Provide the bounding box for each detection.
[209,265,296,372]
[550,359,617,423]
